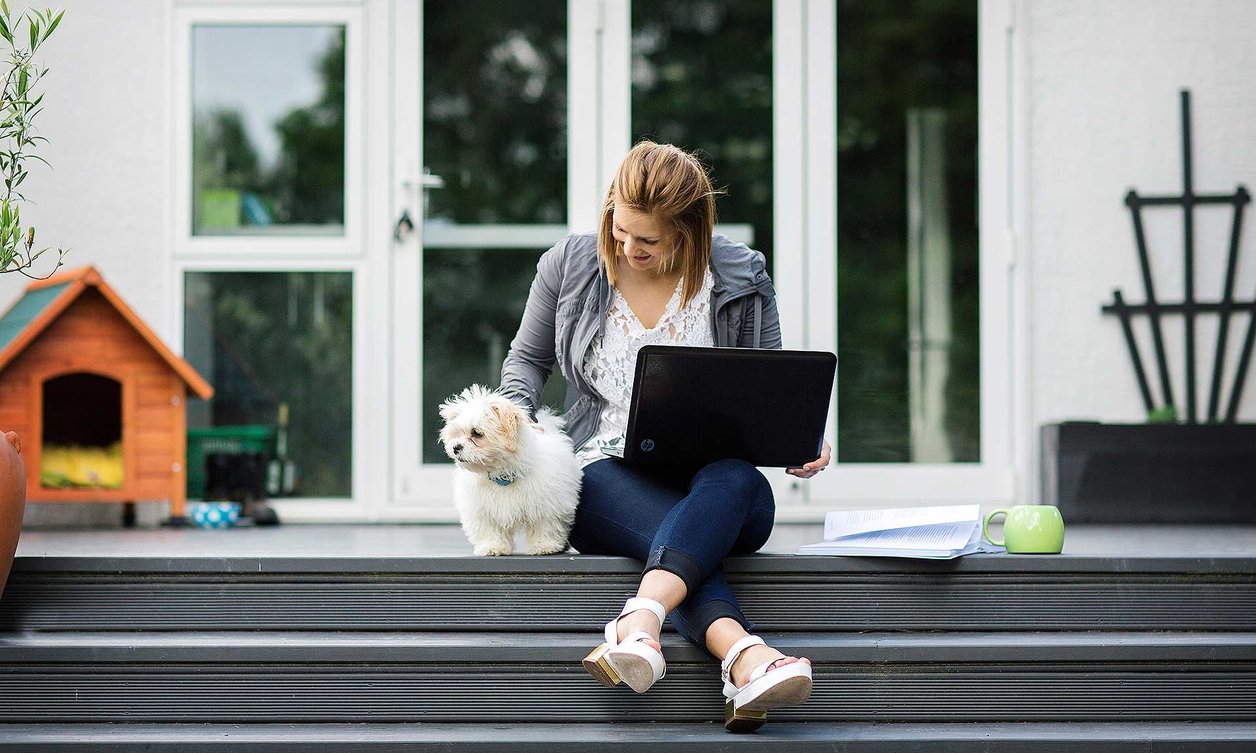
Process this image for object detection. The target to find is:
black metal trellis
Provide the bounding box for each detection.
[1102,89,1253,424]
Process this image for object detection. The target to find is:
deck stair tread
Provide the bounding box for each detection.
[2,722,1256,752]
[3,630,1255,662]
[5,550,1255,633]
[11,551,1256,572]
[3,630,1253,723]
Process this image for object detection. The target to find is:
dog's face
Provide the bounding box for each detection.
[438,385,525,472]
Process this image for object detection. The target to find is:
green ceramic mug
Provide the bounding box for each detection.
[982,505,1065,554]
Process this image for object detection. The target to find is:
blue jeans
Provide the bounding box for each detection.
[568,457,776,656]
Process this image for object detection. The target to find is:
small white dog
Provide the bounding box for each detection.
[439,385,582,556]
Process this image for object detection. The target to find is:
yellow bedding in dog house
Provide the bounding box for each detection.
[40,442,125,489]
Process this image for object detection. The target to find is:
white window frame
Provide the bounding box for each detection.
[787,0,1031,515]
[169,0,394,520]
[172,2,366,259]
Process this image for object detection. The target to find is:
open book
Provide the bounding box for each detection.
[796,504,1001,559]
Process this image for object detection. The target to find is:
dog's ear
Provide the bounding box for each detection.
[439,395,464,423]
[489,398,523,452]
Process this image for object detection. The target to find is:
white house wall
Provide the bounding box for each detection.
[2,0,170,323]
[6,0,171,526]
[1028,0,1256,446]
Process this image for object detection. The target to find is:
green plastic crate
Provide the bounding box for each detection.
[186,425,276,500]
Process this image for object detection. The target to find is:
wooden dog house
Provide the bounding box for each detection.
[0,265,213,520]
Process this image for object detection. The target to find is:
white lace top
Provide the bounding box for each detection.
[576,267,716,467]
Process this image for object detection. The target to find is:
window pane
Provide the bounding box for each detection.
[631,0,773,267]
[422,248,567,465]
[184,271,353,498]
[423,1,567,224]
[192,25,346,236]
[836,0,979,463]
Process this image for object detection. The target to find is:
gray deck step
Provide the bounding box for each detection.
[3,722,1256,752]
[4,630,1255,663]
[4,553,1254,632]
[2,632,1253,723]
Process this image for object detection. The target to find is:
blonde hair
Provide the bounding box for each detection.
[598,140,724,308]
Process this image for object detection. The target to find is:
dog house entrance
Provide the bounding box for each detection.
[41,373,124,489]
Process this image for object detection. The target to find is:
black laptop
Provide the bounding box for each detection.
[604,345,836,468]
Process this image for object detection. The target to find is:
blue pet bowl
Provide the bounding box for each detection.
[189,501,242,529]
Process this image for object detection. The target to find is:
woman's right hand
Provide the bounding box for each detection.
[786,440,831,479]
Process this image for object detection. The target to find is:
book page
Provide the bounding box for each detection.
[831,520,974,551]
[823,504,981,540]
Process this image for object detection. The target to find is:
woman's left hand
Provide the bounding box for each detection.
[786,440,831,479]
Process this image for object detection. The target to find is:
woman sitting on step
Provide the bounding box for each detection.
[499,140,830,733]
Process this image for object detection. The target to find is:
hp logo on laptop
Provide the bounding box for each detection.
[640,439,655,453]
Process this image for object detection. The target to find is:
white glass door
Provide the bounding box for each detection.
[798,0,1022,508]
[391,0,586,516]
[172,1,396,521]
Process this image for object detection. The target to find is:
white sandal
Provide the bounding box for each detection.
[581,596,667,693]
[720,635,813,732]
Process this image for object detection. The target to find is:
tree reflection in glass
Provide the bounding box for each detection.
[422,248,567,465]
[192,25,346,235]
[184,271,353,498]
[631,0,773,268]
[423,1,566,224]
[837,0,979,463]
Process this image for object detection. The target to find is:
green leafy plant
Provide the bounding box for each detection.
[0,1,65,277]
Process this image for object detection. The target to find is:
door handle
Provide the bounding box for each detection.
[396,167,441,243]
[400,167,446,191]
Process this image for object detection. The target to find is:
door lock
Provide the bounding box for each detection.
[394,209,415,243]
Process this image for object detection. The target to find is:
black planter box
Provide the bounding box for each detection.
[1041,421,1256,524]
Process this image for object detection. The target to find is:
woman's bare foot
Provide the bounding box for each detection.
[615,607,662,652]
[728,642,811,688]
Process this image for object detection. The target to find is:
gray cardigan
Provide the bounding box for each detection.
[499,231,782,453]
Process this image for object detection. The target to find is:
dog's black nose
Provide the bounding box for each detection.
[452,444,463,455]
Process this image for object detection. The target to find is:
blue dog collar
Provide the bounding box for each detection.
[489,471,523,486]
